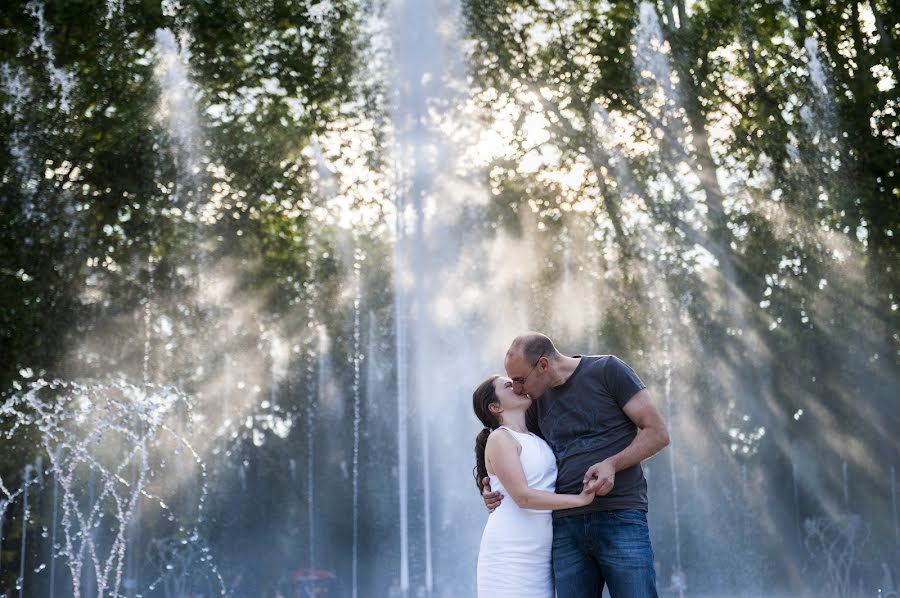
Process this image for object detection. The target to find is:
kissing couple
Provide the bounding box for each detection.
[472,332,670,598]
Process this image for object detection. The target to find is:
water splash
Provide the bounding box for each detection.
[49,449,60,597]
[301,254,320,570]
[635,0,681,133]
[386,0,476,591]
[636,2,678,102]
[142,254,157,385]
[17,464,32,598]
[153,28,204,187]
[393,184,410,595]
[26,0,75,112]
[662,314,684,598]
[892,465,898,547]
[804,36,830,101]
[312,325,331,566]
[351,248,364,598]
[842,459,849,509]
[0,378,224,597]
[264,329,290,412]
[799,35,838,150]
[0,65,35,184]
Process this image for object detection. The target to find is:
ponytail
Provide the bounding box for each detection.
[474,427,491,492]
[472,375,501,493]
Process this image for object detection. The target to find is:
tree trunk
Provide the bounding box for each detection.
[739,30,789,181]
[675,0,688,32]
[661,0,678,32]
[867,0,900,83]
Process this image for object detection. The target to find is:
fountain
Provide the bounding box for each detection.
[893,465,898,546]
[393,188,411,596]
[0,379,223,596]
[662,317,684,598]
[1,0,897,596]
[17,464,31,598]
[312,325,331,566]
[25,0,74,112]
[351,249,363,598]
[49,449,60,598]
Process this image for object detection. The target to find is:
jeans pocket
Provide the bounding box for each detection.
[611,508,648,527]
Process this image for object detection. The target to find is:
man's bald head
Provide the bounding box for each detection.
[506,333,560,363]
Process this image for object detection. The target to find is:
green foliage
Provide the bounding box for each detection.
[0,0,377,589]
[0,0,897,592]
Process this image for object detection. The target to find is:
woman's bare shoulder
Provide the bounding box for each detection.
[485,428,521,454]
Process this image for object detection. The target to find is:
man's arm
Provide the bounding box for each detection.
[582,389,670,495]
[481,477,503,511]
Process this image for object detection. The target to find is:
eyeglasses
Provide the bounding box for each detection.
[511,351,545,385]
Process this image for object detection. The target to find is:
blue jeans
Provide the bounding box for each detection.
[552,510,658,598]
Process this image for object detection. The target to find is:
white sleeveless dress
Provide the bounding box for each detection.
[476,426,558,598]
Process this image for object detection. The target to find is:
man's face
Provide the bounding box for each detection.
[504,351,545,398]
[492,376,533,411]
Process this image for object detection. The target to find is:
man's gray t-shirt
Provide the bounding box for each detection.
[526,355,648,517]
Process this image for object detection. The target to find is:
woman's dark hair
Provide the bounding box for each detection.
[473,375,501,493]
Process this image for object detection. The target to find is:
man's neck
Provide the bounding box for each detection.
[550,355,581,387]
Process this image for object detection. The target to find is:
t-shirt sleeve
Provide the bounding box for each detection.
[603,356,647,408]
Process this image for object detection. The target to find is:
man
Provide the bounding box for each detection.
[482,332,669,597]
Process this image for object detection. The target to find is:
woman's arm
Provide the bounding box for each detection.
[486,430,593,511]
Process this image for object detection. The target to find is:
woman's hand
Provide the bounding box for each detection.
[583,458,616,496]
[576,486,595,507]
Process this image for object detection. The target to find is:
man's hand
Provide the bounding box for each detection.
[581,389,670,497]
[583,459,615,496]
[482,476,503,512]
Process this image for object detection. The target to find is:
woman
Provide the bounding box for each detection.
[473,375,594,597]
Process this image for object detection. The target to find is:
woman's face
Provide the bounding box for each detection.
[491,376,532,415]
